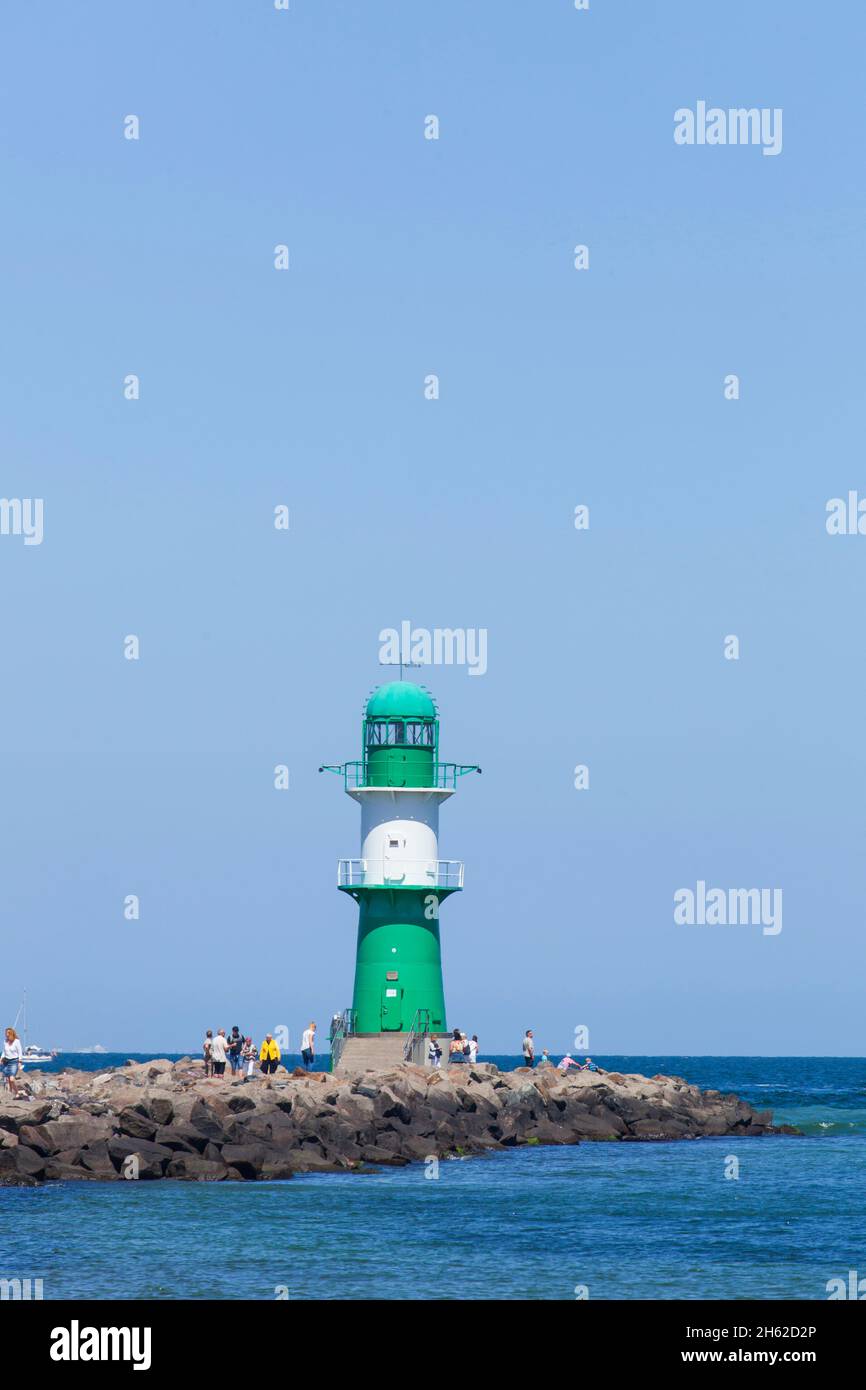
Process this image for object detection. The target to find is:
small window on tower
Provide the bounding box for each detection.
[389,838,399,849]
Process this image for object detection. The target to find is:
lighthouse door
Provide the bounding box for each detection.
[381,985,403,1030]
[384,835,406,884]
[383,750,408,787]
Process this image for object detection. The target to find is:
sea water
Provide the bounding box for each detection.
[2,1056,864,1300]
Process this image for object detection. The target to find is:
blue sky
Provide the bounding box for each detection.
[1,1,864,1053]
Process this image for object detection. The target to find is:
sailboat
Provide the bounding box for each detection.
[13,992,57,1065]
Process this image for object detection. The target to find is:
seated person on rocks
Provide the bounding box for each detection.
[558,1053,580,1072]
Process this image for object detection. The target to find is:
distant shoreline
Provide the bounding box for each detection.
[44,1051,866,1061]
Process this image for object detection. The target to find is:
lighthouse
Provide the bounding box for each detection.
[321,681,479,1066]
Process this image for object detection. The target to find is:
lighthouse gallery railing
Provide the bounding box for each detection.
[320,761,480,791]
[337,859,464,890]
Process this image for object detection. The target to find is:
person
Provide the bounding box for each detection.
[468,1034,479,1064]
[211,1028,228,1078]
[202,1029,214,1078]
[448,1028,465,1065]
[582,1057,598,1072]
[301,1021,316,1071]
[522,1029,535,1067]
[558,1052,580,1072]
[259,1033,281,1076]
[427,1037,442,1068]
[243,1036,256,1079]
[538,1048,552,1066]
[2,1027,23,1098]
[227,1026,244,1078]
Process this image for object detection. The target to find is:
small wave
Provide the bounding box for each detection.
[781,1107,866,1136]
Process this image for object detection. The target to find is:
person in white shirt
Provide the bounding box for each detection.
[301,1022,316,1071]
[468,1034,479,1064]
[210,1028,229,1078]
[2,1027,24,1098]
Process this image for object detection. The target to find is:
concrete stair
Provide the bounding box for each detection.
[334,1033,409,1075]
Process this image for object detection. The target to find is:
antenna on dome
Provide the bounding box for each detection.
[379,656,422,682]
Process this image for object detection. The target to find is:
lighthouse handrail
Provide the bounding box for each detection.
[328,1008,357,1072]
[338,858,464,889]
[321,761,480,791]
[403,1008,432,1064]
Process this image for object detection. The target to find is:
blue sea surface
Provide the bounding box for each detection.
[2,1056,865,1300]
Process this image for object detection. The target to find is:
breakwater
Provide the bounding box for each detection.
[0,1057,793,1184]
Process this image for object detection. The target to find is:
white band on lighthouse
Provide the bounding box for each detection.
[344,787,462,890]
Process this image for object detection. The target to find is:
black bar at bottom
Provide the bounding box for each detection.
[7,1297,862,1375]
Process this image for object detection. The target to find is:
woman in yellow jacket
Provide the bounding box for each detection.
[259,1034,281,1076]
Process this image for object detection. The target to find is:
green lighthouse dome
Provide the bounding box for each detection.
[365,682,437,721]
[363,682,438,785]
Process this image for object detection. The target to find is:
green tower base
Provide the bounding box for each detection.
[342,885,457,1034]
